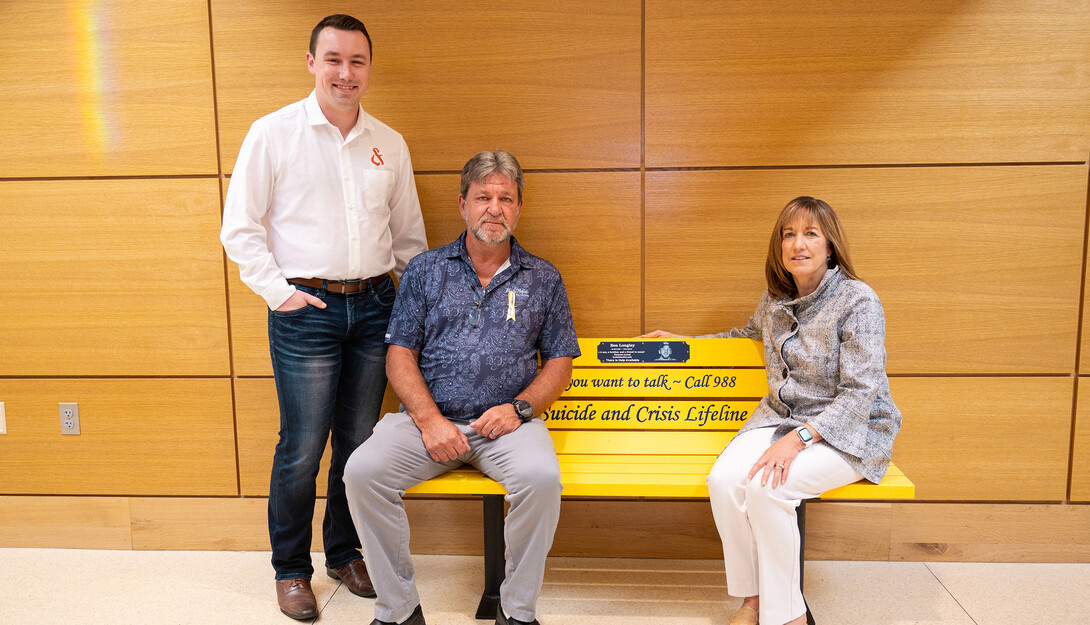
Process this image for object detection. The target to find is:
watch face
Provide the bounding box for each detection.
[513,400,533,419]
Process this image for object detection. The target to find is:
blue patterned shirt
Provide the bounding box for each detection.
[386,232,581,421]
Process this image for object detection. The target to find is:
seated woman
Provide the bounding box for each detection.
[644,196,901,625]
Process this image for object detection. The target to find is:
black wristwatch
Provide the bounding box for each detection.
[511,399,534,422]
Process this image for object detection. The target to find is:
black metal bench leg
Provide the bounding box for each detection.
[476,494,505,620]
[797,499,815,625]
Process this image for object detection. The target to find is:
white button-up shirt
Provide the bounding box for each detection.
[221,91,428,310]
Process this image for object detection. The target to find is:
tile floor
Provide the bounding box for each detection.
[2,549,1087,624]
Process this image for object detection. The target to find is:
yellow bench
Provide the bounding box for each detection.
[407,338,914,620]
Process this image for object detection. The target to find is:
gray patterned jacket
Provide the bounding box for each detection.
[704,267,901,483]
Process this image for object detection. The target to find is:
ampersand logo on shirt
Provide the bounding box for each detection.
[371,147,384,167]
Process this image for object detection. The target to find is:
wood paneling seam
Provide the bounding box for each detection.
[1068,158,1090,499]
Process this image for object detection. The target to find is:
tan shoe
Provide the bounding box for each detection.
[276,578,319,620]
[328,558,376,598]
[729,605,758,625]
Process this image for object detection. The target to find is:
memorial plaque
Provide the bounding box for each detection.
[597,340,690,364]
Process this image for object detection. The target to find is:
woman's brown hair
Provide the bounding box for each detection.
[765,196,860,298]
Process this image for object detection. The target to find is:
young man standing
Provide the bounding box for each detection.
[220,14,427,620]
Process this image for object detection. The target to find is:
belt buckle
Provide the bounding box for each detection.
[339,278,365,293]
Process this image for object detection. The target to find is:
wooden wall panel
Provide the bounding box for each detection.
[234,378,401,497]
[549,500,720,559]
[12,496,1090,563]
[1080,248,1090,374]
[0,380,237,496]
[646,166,1087,374]
[0,179,230,376]
[131,497,320,550]
[646,0,1090,167]
[0,0,217,176]
[554,500,890,561]
[890,377,1072,502]
[891,503,1090,562]
[805,502,893,561]
[129,497,483,553]
[227,261,274,376]
[212,1,641,173]
[1071,380,1090,502]
[402,498,486,555]
[0,496,132,549]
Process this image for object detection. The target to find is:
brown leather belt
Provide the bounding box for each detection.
[287,275,388,294]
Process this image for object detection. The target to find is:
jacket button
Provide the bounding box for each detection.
[782,367,788,378]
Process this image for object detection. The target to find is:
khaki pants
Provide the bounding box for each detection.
[344,411,562,623]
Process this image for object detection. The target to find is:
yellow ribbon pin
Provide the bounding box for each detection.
[507,290,516,321]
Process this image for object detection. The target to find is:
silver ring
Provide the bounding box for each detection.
[489,430,497,438]
[775,463,785,468]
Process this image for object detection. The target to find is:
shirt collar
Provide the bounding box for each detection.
[447,231,531,269]
[509,236,531,268]
[786,265,841,308]
[303,90,372,138]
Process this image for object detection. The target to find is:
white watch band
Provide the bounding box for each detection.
[795,426,814,448]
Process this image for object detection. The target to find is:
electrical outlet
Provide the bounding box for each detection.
[59,402,80,435]
[0,402,6,434]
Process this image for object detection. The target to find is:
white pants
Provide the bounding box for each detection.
[707,427,862,625]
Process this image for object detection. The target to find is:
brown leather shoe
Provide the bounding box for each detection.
[275,578,319,620]
[327,558,376,598]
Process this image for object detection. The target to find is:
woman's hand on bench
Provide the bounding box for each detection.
[639,330,691,339]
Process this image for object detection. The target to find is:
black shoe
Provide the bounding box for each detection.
[496,605,540,625]
[370,604,425,625]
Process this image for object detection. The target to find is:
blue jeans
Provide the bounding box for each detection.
[267,277,395,580]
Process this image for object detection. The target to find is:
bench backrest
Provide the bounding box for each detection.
[544,338,767,456]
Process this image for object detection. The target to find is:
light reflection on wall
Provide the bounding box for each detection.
[67,0,120,161]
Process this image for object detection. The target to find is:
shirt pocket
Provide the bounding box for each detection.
[360,169,395,217]
[504,290,547,342]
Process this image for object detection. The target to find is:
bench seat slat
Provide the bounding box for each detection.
[552,454,911,472]
[558,456,906,480]
[551,430,735,455]
[559,460,720,474]
[406,462,914,500]
[822,472,915,499]
[557,453,720,465]
[406,470,507,495]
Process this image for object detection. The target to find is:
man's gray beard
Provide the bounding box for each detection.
[469,222,511,245]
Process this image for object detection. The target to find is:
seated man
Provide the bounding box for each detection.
[344,150,580,625]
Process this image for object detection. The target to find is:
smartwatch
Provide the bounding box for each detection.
[512,399,535,422]
[795,426,814,448]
